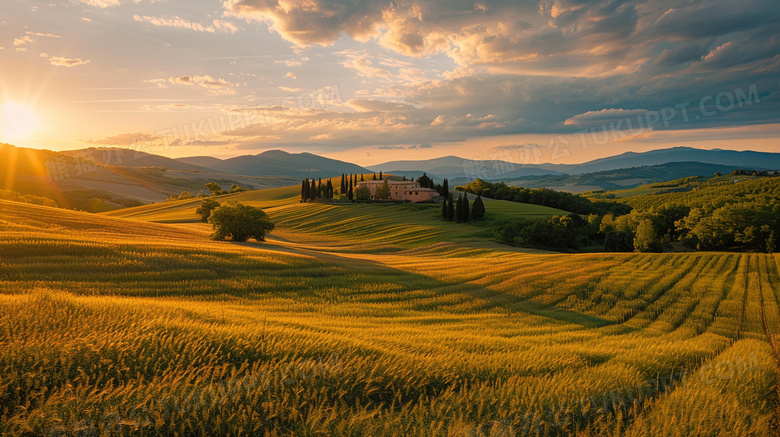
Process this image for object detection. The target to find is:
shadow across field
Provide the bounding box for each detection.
[241,235,615,329]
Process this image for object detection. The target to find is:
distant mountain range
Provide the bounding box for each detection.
[176,150,370,178]
[5,143,779,210]
[368,147,780,181]
[503,161,748,193]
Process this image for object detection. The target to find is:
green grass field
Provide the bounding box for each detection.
[2,186,779,435]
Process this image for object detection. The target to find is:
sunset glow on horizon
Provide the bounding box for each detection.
[1,0,778,166]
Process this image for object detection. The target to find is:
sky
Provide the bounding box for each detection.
[0,0,779,167]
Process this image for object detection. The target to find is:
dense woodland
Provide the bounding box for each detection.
[460,175,780,253]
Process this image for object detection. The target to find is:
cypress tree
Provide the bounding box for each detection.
[317,177,322,199]
[446,194,455,220]
[379,171,383,179]
[361,174,364,181]
[455,194,463,222]
[471,195,485,220]
[462,193,470,222]
[301,179,307,202]
[441,197,448,219]
[441,178,449,196]
[327,180,333,200]
[348,179,354,200]
[373,173,377,180]
[341,173,346,194]
[310,179,316,201]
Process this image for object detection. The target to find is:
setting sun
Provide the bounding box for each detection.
[0,102,38,142]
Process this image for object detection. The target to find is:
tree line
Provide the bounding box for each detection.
[457,179,630,216]
[486,176,780,253]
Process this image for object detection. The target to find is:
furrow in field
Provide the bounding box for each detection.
[621,254,703,329]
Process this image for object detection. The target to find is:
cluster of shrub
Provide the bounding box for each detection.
[0,188,58,208]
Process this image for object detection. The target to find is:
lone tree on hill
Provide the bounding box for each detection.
[196,198,221,222]
[208,202,275,242]
[375,178,391,200]
[471,195,485,220]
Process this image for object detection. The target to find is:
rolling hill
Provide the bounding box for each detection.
[177,149,371,178]
[0,143,298,211]
[368,147,780,181]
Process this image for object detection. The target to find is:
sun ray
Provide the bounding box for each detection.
[2,143,19,191]
[1,103,38,142]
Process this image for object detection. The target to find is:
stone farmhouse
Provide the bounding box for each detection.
[357,180,439,202]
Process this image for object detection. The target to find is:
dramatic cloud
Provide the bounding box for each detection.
[225,0,780,78]
[5,0,779,160]
[224,0,384,46]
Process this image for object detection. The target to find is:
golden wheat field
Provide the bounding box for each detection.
[1,188,779,436]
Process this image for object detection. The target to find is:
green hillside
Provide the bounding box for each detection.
[105,184,568,247]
